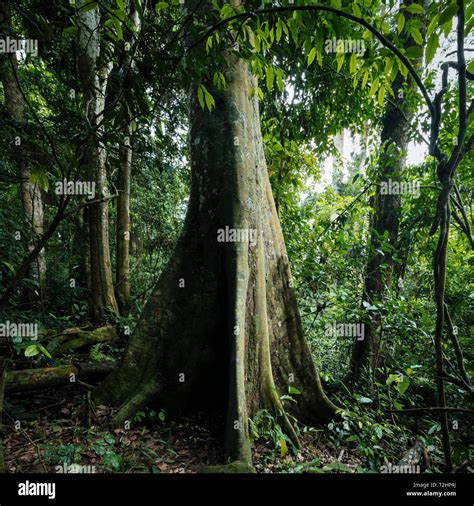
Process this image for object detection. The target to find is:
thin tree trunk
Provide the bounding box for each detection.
[76,0,118,319]
[0,2,46,300]
[349,0,421,380]
[115,128,132,315]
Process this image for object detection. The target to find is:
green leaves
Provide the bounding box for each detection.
[352,3,362,17]
[377,85,385,107]
[397,13,405,34]
[405,45,423,60]
[410,27,423,45]
[25,344,51,359]
[439,2,458,25]
[405,3,424,15]
[425,33,439,65]
[349,52,357,74]
[29,171,49,191]
[155,1,168,12]
[386,373,410,395]
[266,65,274,92]
[275,67,285,92]
[307,47,317,67]
[368,76,379,98]
[197,84,215,111]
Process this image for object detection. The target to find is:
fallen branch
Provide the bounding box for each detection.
[5,362,114,393]
[48,325,118,356]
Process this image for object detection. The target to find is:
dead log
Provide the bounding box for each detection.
[5,362,114,393]
[0,357,6,473]
[48,325,118,356]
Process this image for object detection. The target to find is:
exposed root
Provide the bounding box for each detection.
[110,379,160,428]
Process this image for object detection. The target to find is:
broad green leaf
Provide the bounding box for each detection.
[155,2,168,12]
[397,13,405,34]
[426,13,439,37]
[361,70,369,89]
[112,17,123,40]
[197,85,204,109]
[377,85,385,106]
[307,47,317,66]
[39,344,52,358]
[206,36,212,53]
[289,386,301,395]
[276,19,282,42]
[405,3,424,14]
[336,52,345,72]
[29,171,49,191]
[439,2,458,25]
[204,89,215,111]
[349,52,357,74]
[25,344,40,357]
[266,66,274,91]
[397,58,409,77]
[352,3,361,17]
[369,76,379,97]
[397,375,410,395]
[425,33,439,64]
[405,45,423,59]
[276,68,284,92]
[410,27,423,45]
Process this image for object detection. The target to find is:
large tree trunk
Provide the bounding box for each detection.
[94,51,337,466]
[76,0,118,319]
[0,2,46,298]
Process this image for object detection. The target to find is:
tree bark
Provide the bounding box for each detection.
[5,362,114,393]
[349,0,421,380]
[115,129,132,315]
[115,1,140,316]
[0,2,46,298]
[76,0,118,319]
[94,49,337,467]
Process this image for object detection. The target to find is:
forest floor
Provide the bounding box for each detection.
[3,387,363,474]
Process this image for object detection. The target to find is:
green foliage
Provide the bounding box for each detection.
[91,435,124,472]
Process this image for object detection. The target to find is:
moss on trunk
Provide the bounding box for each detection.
[94,49,337,468]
